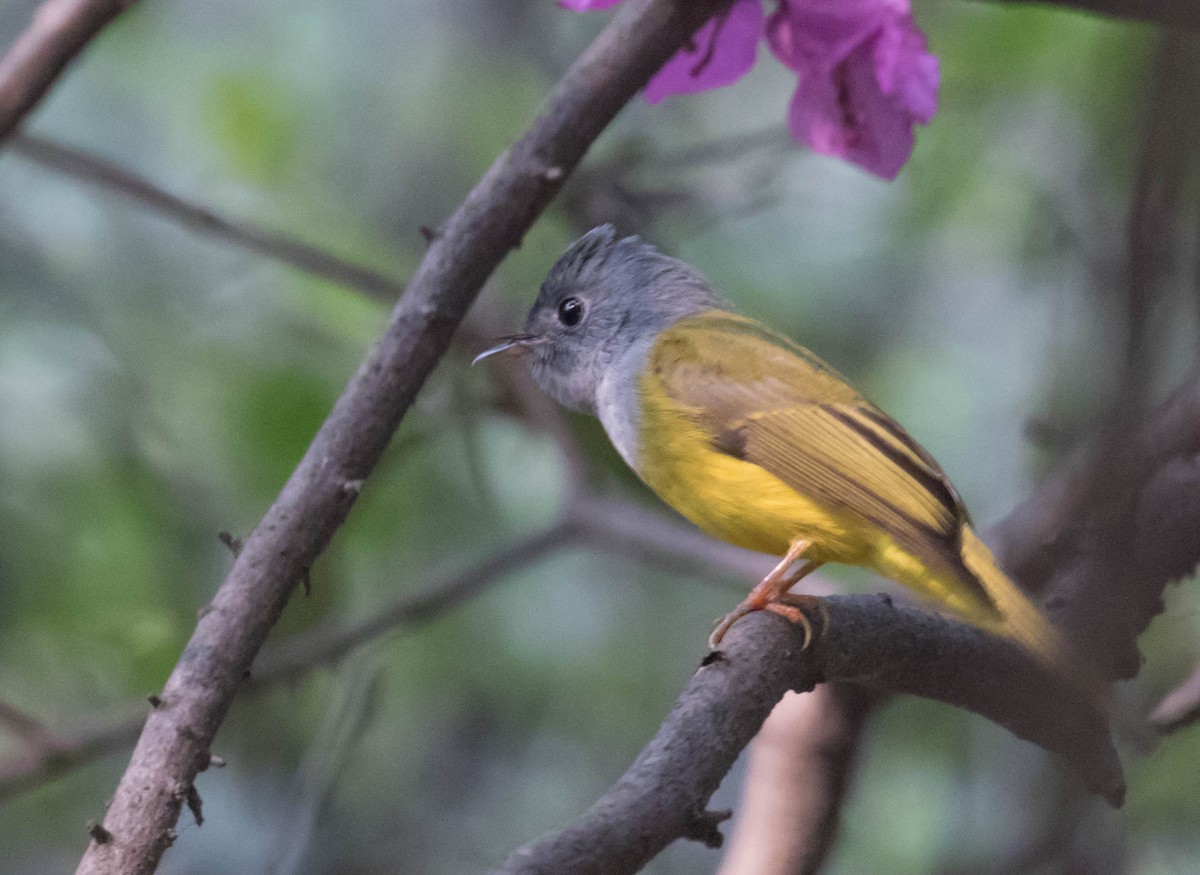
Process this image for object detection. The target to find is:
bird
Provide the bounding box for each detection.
[474,225,1073,677]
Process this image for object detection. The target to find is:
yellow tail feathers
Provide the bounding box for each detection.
[958,526,1080,683]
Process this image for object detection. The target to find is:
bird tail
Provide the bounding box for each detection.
[957,525,1082,684]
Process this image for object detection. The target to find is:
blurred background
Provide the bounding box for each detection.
[1,0,1199,872]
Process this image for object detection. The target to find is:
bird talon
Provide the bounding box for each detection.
[763,597,825,649]
[708,595,827,651]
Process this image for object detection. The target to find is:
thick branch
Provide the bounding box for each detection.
[75,2,729,873]
[0,0,137,142]
[491,603,1120,875]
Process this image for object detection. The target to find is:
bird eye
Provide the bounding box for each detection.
[557,297,584,327]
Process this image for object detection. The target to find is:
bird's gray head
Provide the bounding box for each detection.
[475,225,726,412]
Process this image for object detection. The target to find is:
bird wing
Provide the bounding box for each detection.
[649,312,969,558]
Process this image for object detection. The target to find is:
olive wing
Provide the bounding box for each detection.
[650,313,969,556]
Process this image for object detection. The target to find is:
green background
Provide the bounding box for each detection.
[0,1,1197,872]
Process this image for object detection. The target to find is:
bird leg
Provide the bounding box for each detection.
[708,538,825,650]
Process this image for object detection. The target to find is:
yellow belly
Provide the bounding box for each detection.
[634,395,862,562]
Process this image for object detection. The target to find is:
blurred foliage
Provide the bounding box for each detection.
[1,0,1199,873]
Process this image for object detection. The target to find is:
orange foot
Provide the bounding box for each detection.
[708,537,826,650]
[709,593,826,650]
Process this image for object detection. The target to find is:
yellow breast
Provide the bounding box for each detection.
[634,367,851,560]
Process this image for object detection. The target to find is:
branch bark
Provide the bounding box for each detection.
[0,0,138,143]
[74,2,729,873]
[985,0,1200,30]
[491,603,1121,875]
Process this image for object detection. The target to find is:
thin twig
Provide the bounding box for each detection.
[0,700,54,745]
[262,656,383,875]
[985,0,1200,30]
[0,712,142,803]
[0,0,138,142]
[251,522,575,686]
[0,522,574,804]
[8,133,404,301]
[1120,32,1196,403]
[571,493,774,583]
[1150,664,1200,733]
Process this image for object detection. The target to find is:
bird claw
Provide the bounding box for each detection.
[708,594,827,651]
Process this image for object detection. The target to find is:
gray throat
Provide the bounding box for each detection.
[594,333,654,473]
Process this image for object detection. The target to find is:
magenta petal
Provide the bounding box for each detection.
[786,38,916,180]
[767,0,894,73]
[873,13,939,124]
[558,0,623,10]
[644,0,764,103]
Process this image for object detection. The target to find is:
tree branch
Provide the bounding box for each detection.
[1150,663,1200,733]
[7,132,404,301]
[0,0,138,143]
[0,713,142,803]
[716,685,877,875]
[75,2,730,872]
[491,603,1120,875]
[249,522,575,687]
[984,0,1200,30]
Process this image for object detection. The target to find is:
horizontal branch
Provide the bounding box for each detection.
[985,0,1200,30]
[0,0,138,142]
[492,601,1121,875]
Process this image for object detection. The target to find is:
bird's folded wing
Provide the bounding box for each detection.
[738,402,965,546]
[651,313,968,552]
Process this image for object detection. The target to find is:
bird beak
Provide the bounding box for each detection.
[471,333,543,366]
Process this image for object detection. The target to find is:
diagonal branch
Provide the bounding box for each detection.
[74,2,731,873]
[7,133,404,301]
[250,522,576,687]
[0,0,138,142]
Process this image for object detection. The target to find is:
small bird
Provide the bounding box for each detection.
[476,226,1071,675]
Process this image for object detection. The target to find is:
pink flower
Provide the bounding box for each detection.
[562,0,939,179]
[645,0,764,103]
[767,0,938,179]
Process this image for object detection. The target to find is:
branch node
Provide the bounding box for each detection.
[419,224,440,243]
[186,784,204,827]
[683,808,731,848]
[147,694,164,709]
[86,821,112,845]
[217,530,243,556]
